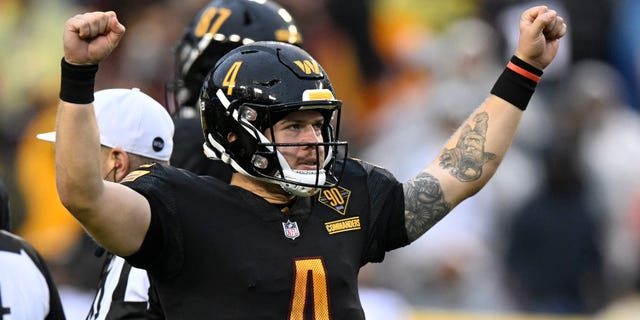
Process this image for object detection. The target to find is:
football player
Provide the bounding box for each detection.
[83,0,305,318]
[54,5,566,319]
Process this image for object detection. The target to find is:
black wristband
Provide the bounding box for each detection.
[59,58,99,104]
[490,56,543,111]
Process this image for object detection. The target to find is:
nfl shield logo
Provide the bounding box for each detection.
[282,220,300,240]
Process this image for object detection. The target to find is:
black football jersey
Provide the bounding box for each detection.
[123,158,408,319]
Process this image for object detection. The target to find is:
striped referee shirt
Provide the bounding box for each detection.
[0,230,66,320]
[86,253,161,319]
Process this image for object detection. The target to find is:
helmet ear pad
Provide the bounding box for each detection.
[228,117,281,178]
[227,137,253,170]
[202,99,272,175]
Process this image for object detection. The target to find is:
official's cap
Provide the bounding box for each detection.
[37,88,174,161]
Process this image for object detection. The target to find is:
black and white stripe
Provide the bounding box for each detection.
[0,230,65,320]
[86,254,153,320]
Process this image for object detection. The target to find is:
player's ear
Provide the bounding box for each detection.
[110,147,130,182]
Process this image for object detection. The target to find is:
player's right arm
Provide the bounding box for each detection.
[55,11,149,257]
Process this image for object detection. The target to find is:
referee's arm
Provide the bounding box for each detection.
[55,12,150,257]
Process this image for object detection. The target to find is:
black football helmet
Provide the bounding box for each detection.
[166,0,303,115]
[200,41,348,197]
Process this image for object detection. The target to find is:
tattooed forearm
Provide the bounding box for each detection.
[403,172,451,242]
[439,112,496,182]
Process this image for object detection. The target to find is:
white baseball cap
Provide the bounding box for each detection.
[37,88,174,161]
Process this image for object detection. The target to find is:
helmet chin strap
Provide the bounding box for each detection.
[276,152,326,197]
[278,171,325,197]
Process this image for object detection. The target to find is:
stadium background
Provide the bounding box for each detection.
[1,0,639,318]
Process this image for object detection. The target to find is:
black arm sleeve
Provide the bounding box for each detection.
[354,160,409,264]
[121,165,184,280]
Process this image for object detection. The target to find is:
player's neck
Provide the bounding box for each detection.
[230,173,294,204]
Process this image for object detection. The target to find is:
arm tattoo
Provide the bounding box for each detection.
[403,172,451,242]
[439,112,496,182]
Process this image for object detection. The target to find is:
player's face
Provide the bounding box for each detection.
[267,110,325,171]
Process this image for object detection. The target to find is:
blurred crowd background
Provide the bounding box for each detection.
[1,0,639,319]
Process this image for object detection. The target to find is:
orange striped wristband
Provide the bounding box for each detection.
[507,61,541,83]
[490,56,543,111]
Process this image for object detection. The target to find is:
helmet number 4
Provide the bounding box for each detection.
[223,61,243,95]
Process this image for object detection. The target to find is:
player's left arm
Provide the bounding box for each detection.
[402,6,566,242]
